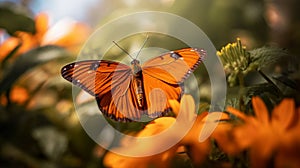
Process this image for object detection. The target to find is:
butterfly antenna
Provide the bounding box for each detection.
[112,41,135,60]
[135,34,149,59]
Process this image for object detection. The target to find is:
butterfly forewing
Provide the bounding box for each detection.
[61,60,142,121]
[61,60,130,95]
[142,48,205,84]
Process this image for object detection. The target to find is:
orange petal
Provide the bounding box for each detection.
[10,86,29,104]
[42,20,90,52]
[137,117,175,137]
[186,137,211,165]
[180,113,211,165]
[104,149,174,168]
[15,31,38,54]
[250,132,277,168]
[271,98,296,131]
[199,112,227,142]
[35,13,49,37]
[233,124,257,149]
[0,37,20,60]
[226,106,248,121]
[252,97,269,125]
[212,123,240,155]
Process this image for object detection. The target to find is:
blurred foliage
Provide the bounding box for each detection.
[0,0,300,168]
[0,1,35,35]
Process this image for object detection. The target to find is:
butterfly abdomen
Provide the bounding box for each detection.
[131,60,146,108]
[134,77,144,108]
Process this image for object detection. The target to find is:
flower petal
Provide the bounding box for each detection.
[226,106,248,121]
[252,96,269,125]
[138,117,175,137]
[168,99,180,116]
[181,113,211,165]
[233,124,258,149]
[35,13,49,39]
[0,37,20,60]
[271,98,296,131]
[176,94,197,124]
[199,112,227,142]
[10,86,29,104]
[42,18,90,52]
[250,131,277,168]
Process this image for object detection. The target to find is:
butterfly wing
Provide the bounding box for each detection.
[141,48,205,117]
[61,60,141,121]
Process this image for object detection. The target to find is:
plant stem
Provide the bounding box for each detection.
[238,72,245,111]
[258,70,282,96]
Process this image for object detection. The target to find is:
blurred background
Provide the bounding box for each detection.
[3,0,300,52]
[0,0,300,167]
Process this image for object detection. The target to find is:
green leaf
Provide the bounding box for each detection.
[0,45,69,93]
[249,46,288,70]
[273,75,299,90]
[0,2,35,35]
[243,83,280,112]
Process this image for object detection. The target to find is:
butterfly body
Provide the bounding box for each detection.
[130,59,145,108]
[61,48,206,122]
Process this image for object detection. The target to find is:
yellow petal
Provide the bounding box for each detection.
[168,99,180,116]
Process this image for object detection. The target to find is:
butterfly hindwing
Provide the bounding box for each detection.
[142,72,182,118]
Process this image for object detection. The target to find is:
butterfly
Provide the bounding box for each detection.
[61,47,205,122]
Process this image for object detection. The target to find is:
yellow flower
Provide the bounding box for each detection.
[224,97,300,168]
[0,12,90,61]
[217,38,253,86]
[104,95,230,167]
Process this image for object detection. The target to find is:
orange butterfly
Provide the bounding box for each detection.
[61,48,205,122]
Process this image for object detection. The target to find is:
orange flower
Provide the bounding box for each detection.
[103,95,230,167]
[10,86,29,105]
[224,97,300,168]
[0,12,90,61]
[104,117,179,168]
[0,86,29,105]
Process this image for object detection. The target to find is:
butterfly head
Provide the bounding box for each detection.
[130,59,140,65]
[131,59,142,76]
